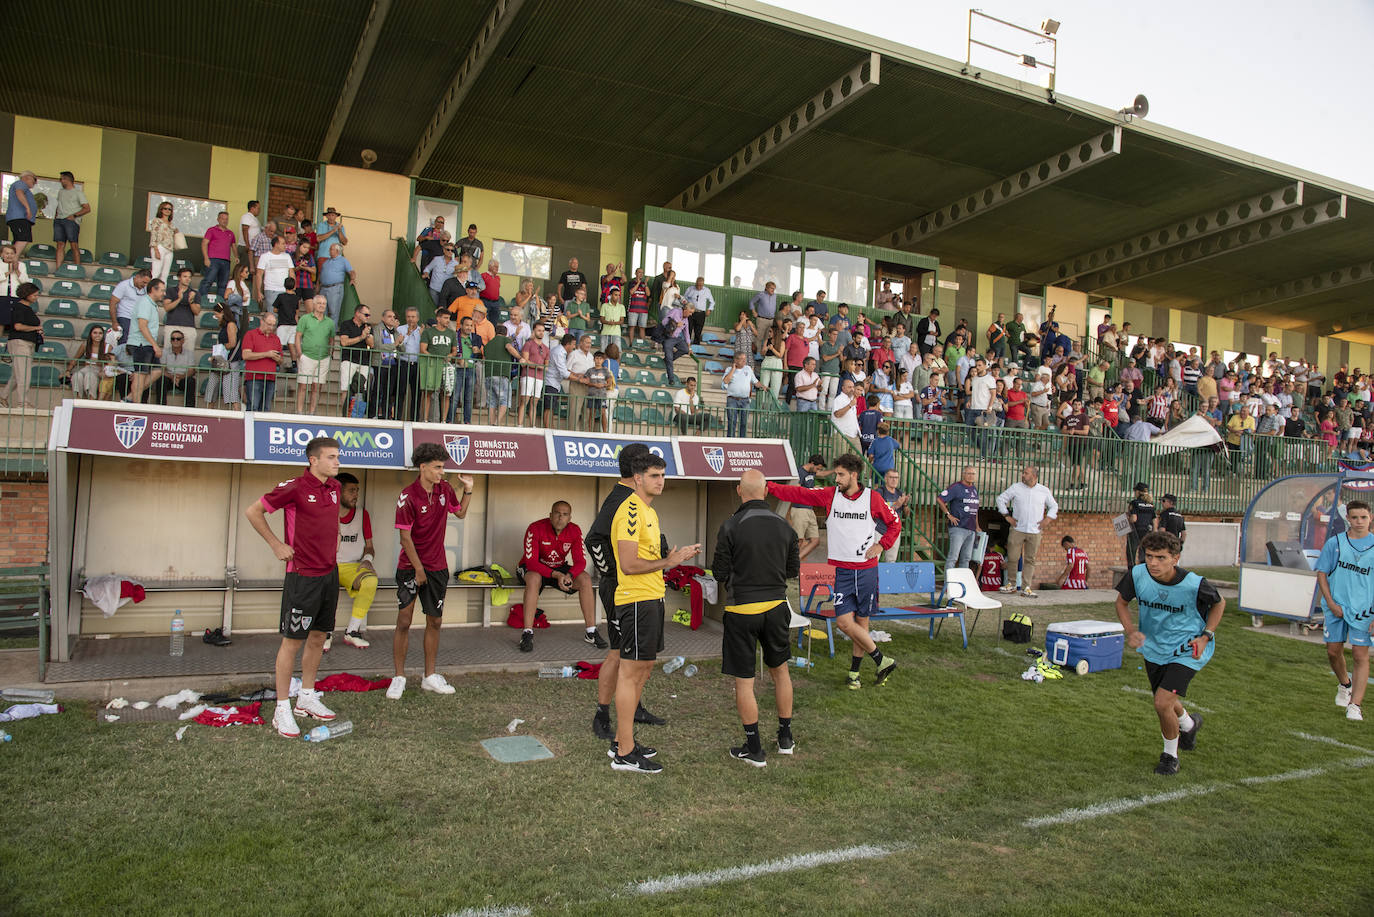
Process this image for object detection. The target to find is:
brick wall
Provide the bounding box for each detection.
[0,482,48,567]
[267,178,314,224]
[1032,512,1235,588]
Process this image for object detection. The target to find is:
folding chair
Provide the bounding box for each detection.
[941,567,1002,637]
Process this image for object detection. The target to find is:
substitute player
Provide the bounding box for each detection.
[1114,530,1224,775]
[1316,499,1374,722]
[610,451,701,774]
[712,469,800,766]
[516,501,608,653]
[1055,535,1090,590]
[244,436,342,738]
[386,442,473,699]
[586,444,667,740]
[767,453,899,690]
[334,471,377,650]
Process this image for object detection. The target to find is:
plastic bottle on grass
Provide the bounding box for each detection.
[304,721,353,742]
[683,664,698,677]
[663,656,685,674]
[2,687,55,703]
[169,609,185,657]
[0,729,11,743]
[538,665,576,678]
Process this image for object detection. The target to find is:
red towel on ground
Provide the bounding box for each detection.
[193,702,264,727]
[314,673,392,693]
[574,661,601,679]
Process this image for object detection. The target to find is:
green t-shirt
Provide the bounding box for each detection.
[485,333,514,374]
[1088,366,1106,386]
[1006,320,1025,350]
[598,301,625,328]
[296,313,334,360]
[423,327,455,360]
[819,342,842,375]
[567,302,595,331]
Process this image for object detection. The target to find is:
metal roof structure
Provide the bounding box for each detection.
[11,0,1374,339]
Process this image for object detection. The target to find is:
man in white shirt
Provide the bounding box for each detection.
[995,465,1059,597]
[565,334,596,429]
[108,269,151,345]
[793,356,821,412]
[254,235,293,316]
[1029,367,1053,430]
[722,351,762,437]
[673,376,709,434]
[503,313,531,351]
[831,377,862,452]
[682,277,715,344]
[238,200,261,272]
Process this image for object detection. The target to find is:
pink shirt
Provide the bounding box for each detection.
[204,225,236,261]
[522,338,549,381]
[784,333,810,369]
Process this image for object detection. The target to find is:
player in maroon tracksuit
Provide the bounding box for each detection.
[517,501,606,652]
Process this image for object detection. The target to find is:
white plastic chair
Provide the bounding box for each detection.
[942,568,1003,638]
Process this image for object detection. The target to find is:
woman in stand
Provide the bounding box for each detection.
[0,243,31,296]
[205,303,242,409]
[732,308,758,364]
[67,324,112,400]
[0,282,43,408]
[760,322,787,399]
[148,201,178,283]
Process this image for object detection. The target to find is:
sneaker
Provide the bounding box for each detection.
[607,742,657,758]
[1153,752,1180,776]
[729,745,767,767]
[293,688,336,721]
[1337,681,1352,708]
[998,586,1016,594]
[518,631,534,652]
[1021,588,1038,598]
[777,729,795,755]
[272,704,300,738]
[343,630,370,649]
[846,672,862,691]
[610,751,664,774]
[385,675,406,700]
[874,656,898,686]
[1348,703,1364,722]
[321,633,333,653]
[202,627,232,647]
[421,673,456,695]
[584,629,610,649]
[592,711,614,740]
[634,703,666,725]
[1179,712,1203,751]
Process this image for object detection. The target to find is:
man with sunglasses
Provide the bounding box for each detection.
[155,329,197,407]
[338,304,374,415]
[422,242,458,312]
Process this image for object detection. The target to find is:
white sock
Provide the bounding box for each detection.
[1163,735,1179,757]
[276,699,290,710]
[586,626,597,634]
[348,616,365,633]
[524,628,534,634]
[1178,711,1195,732]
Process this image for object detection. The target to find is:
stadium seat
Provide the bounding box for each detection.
[174,258,192,273]
[203,293,220,306]
[92,267,122,283]
[690,344,710,357]
[25,260,48,276]
[614,404,639,423]
[640,407,667,425]
[46,299,79,317]
[197,354,217,371]
[0,363,9,386]
[199,312,219,329]
[29,243,56,259]
[80,248,94,264]
[42,319,76,340]
[623,387,648,403]
[246,314,260,330]
[704,360,726,374]
[633,369,656,386]
[31,365,64,388]
[645,355,666,370]
[36,342,68,361]
[717,347,734,359]
[48,280,81,298]
[619,352,642,367]
[199,332,218,350]
[84,301,108,319]
[91,282,115,300]
[134,256,152,270]
[650,390,675,405]
[702,331,727,344]
[55,263,85,279]
[99,252,129,267]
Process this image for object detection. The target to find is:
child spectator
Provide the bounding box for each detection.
[1057,535,1090,589]
[586,349,610,431]
[858,394,883,454]
[866,421,897,479]
[979,546,1004,591]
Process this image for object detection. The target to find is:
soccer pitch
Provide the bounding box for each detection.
[2,601,1370,917]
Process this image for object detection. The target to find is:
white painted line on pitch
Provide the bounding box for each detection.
[631,843,902,896]
[1291,730,1374,756]
[1237,767,1325,785]
[1024,784,1221,828]
[1119,685,1215,713]
[441,906,532,917]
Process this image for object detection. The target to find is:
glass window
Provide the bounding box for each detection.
[491,239,552,281]
[146,192,227,236]
[803,250,868,306]
[1171,341,1202,359]
[2,172,84,220]
[729,236,801,293]
[414,198,460,242]
[644,221,725,286]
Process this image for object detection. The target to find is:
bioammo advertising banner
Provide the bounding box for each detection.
[548,432,677,477]
[249,415,408,467]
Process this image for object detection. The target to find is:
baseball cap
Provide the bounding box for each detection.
[1163,493,1178,502]
[465,280,480,289]
[1134,482,1148,492]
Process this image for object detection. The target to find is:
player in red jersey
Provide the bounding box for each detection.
[979,548,1005,591]
[244,436,343,738]
[1056,535,1091,590]
[386,441,473,700]
[517,501,607,652]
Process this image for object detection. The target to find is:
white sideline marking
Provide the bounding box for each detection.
[1120,685,1215,713]
[1291,731,1374,756]
[631,843,900,896]
[442,907,532,917]
[1237,767,1325,785]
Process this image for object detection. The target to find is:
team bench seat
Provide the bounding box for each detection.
[798,561,968,656]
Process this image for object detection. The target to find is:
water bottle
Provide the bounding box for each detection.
[303,720,353,742]
[663,656,685,674]
[683,664,698,677]
[791,656,813,669]
[0,730,11,743]
[1,687,55,703]
[169,609,185,657]
[538,665,576,678]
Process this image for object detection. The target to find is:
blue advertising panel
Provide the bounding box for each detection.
[250,416,408,467]
[548,433,676,476]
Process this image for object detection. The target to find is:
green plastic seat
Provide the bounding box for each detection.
[41,319,75,340]
[36,342,69,360]
[31,365,64,388]
[199,312,220,329]
[29,243,56,259]
[90,283,115,299]
[622,387,648,403]
[640,407,667,425]
[614,404,639,422]
[650,390,675,405]
[45,299,79,317]
[99,252,129,267]
[199,331,219,350]
[84,301,109,318]
[48,280,82,298]
[25,260,49,276]
[56,263,86,279]
[92,266,123,283]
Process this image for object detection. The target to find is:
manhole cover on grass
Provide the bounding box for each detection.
[480,735,554,763]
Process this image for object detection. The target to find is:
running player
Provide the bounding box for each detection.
[1114,530,1224,775]
[610,452,701,774]
[1056,535,1090,590]
[244,436,343,738]
[386,442,474,699]
[586,444,668,740]
[1316,499,1373,722]
[516,501,608,653]
[766,452,900,690]
[334,472,377,650]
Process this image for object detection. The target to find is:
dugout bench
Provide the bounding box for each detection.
[798,562,968,656]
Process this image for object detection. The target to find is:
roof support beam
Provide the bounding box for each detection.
[318,0,393,163]
[1065,197,1349,293]
[875,126,1121,248]
[1025,183,1306,286]
[669,53,880,211]
[1212,259,1374,318]
[405,0,527,177]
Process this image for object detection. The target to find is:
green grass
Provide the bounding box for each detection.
[1186,564,1242,584]
[3,601,1370,917]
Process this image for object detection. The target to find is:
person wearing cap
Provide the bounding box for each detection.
[316,207,347,266]
[1159,494,1186,546]
[451,279,483,325]
[1126,483,1158,567]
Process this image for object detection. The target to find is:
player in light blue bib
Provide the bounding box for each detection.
[1115,530,1225,776]
[1316,500,1374,722]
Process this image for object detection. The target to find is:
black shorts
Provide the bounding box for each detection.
[518,563,578,595]
[615,599,665,661]
[721,603,792,678]
[279,569,339,639]
[1145,661,1197,697]
[7,219,33,243]
[599,578,622,650]
[396,567,449,617]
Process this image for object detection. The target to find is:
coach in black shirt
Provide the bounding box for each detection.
[712,469,800,767]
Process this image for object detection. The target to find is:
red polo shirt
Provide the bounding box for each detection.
[395,478,464,571]
[260,472,341,576]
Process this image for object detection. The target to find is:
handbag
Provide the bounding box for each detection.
[173,230,188,250]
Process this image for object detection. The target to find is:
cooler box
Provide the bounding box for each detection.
[1045,620,1124,674]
